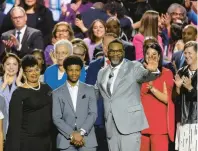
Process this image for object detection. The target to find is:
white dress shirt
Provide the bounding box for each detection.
[58,69,64,80]
[0,111,4,120]
[67,81,79,111]
[15,25,27,50]
[66,81,86,135]
[106,60,124,94]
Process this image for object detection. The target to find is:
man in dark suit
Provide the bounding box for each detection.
[172,25,197,71]
[93,17,136,61]
[1,6,44,58]
[85,33,118,151]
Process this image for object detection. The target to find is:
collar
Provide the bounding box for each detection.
[110,59,124,70]
[67,80,79,88]
[16,25,27,33]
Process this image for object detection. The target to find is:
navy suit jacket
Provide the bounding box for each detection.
[85,58,105,126]
[81,8,109,29]
[172,50,186,71]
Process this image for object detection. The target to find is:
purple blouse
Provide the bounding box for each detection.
[83,38,101,61]
[59,2,93,24]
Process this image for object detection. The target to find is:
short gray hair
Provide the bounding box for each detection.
[54,39,73,55]
[167,3,187,19]
[10,6,26,17]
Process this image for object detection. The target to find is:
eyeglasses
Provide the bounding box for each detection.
[108,49,123,56]
[55,52,68,56]
[171,12,184,17]
[24,68,40,73]
[56,29,69,33]
[73,52,85,57]
[12,15,25,20]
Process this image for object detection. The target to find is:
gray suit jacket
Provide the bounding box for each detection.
[0,94,7,140]
[1,26,44,58]
[95,59,159,137]
[52,82,98,149]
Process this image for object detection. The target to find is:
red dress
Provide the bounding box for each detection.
[141,67,175,142]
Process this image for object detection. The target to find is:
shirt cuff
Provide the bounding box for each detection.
[80,128,86,136]
[17,43,22,51]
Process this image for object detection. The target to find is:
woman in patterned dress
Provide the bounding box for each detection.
[174,41,197,151]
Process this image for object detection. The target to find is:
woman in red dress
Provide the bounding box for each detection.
[140,42,175,151]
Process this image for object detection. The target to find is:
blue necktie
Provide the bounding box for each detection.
[16,31,21,42]
[179,53,185,69]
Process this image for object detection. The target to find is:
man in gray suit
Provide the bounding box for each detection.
[95,39,159,151]
[52,55,98,151]
[1,6,44,59]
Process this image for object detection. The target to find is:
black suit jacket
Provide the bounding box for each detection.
[93,39,136,61]
[1,26,44,58]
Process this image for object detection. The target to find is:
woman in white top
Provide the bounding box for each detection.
[0,110,4,151]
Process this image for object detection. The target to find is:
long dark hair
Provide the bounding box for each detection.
[88,19,106,43]
[19,0,44,11]
[143,42,163,72]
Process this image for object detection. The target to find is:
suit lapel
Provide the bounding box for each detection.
[63,83,76,114]
[100,66,111,98]
[76,82,85,116]
[112,60,128,96]
[21,27,29,44]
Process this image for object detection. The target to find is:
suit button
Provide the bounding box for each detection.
[75,117,77,119]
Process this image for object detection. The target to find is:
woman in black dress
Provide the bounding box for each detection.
[5,55,53,151]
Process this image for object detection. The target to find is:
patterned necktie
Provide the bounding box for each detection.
[16,31,21,42]
[107,68,114,96]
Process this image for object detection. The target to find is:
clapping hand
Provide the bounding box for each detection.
[49,50,57,64]
[2,34,20,48]
[174,74,185,88]
[143,55,159,72]
[16,68,24,87]
[61,3,68,15]
[182,76,193,91]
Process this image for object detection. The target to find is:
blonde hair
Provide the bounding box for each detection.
[52,22,74,41]
[139,10,159,38]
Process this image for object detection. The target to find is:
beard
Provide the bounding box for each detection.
[110,57,124,67]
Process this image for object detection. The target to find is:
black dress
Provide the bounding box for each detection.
[5,83,53,151]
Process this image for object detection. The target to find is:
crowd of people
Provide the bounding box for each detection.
[0,0,197,151]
